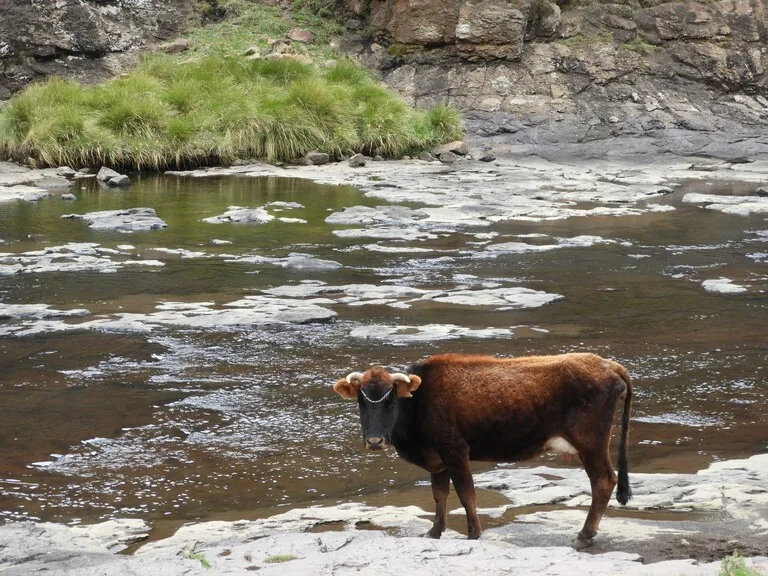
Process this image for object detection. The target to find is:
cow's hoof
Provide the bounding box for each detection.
[574,534,595,549]
[425,528,443,539]
[467,531,481,540]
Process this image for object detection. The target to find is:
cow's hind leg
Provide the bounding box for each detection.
[577,451,617,543]
[426,470,450,539]
[446,459,482,539]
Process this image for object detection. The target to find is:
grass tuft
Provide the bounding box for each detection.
[719,552,764,576]
[264,554,301,563]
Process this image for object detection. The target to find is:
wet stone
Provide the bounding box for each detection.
[0,185,50,203]
[202,206,275,224]
[325,205,429,226]
[281,254,343,270]
[55,166,77,177]
[61,208,168,233]
[96,166,122,182]
[107,175,131,187]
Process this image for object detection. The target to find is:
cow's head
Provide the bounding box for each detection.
[334,367,422,451]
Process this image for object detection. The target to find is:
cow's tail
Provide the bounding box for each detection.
[614,362,633,505]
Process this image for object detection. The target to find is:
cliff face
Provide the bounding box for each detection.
[347,0,768,157]
[0,0,194,99]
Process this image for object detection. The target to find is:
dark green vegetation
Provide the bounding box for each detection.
[0,3,461,170]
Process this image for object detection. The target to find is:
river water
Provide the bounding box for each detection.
[0,167,766,533]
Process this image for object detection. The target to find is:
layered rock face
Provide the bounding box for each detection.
[0,0,194,99]
[352,0,768,157]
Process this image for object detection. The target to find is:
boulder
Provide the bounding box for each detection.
[107,175,131,187]
[305,152,330,166]
[349,153,366,167]
[286,28,315,44]
[96,167,122,182]
[438,150,461,164]
[163,38,191,53]
[55,166,77,177]
[270,41,292,54]
[419,151,437,162]
[433,140,468,156]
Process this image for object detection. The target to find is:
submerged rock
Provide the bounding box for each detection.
[61,208,167,232]
[0,185,50,203]
[202,206,274,224]
[325,205,429,226]
[281,253,343,270]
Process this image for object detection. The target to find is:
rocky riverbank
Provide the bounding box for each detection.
[2,454,767,575]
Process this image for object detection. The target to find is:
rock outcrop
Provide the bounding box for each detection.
[347,0,768,158]
[0,0,195,99]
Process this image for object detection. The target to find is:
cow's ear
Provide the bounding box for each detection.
[334,378,360,399]
[395,374,422,398]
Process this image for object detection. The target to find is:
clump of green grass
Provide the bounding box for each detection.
[0,2,462,170]
[184,549,212,569]
[0,55,462,169]
[264,553,301,563]
[719,552,764,576]
[621,35,661,55]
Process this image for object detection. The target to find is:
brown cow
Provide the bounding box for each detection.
[333,352,632,542]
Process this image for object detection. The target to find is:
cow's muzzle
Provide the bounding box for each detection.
[365,436,388,451]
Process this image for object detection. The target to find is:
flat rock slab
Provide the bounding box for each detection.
[3,499,768,575]
[61,208,168,232]
[0,185,51,203]
[683,192,768,216]
[202,206,274,224]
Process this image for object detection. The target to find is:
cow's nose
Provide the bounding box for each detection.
[366,436,385,450]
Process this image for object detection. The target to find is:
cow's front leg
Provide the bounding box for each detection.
[447,459,481,539]
[426,470,450,538]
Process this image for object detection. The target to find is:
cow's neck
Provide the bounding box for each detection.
[391,396,421,465]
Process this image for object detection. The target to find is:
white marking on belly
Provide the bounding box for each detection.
[545,436,578,455]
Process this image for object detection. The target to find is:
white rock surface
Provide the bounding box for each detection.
[701,278,748,294]
[61,208,167,232]
[202,205,274,224]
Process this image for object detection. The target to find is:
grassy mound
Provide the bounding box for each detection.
[0,5,462,170]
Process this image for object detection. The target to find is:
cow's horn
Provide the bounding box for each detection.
[391,372,411,383]
[346,372,364,384]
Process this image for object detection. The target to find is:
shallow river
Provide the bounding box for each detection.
[0,167,766,536]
